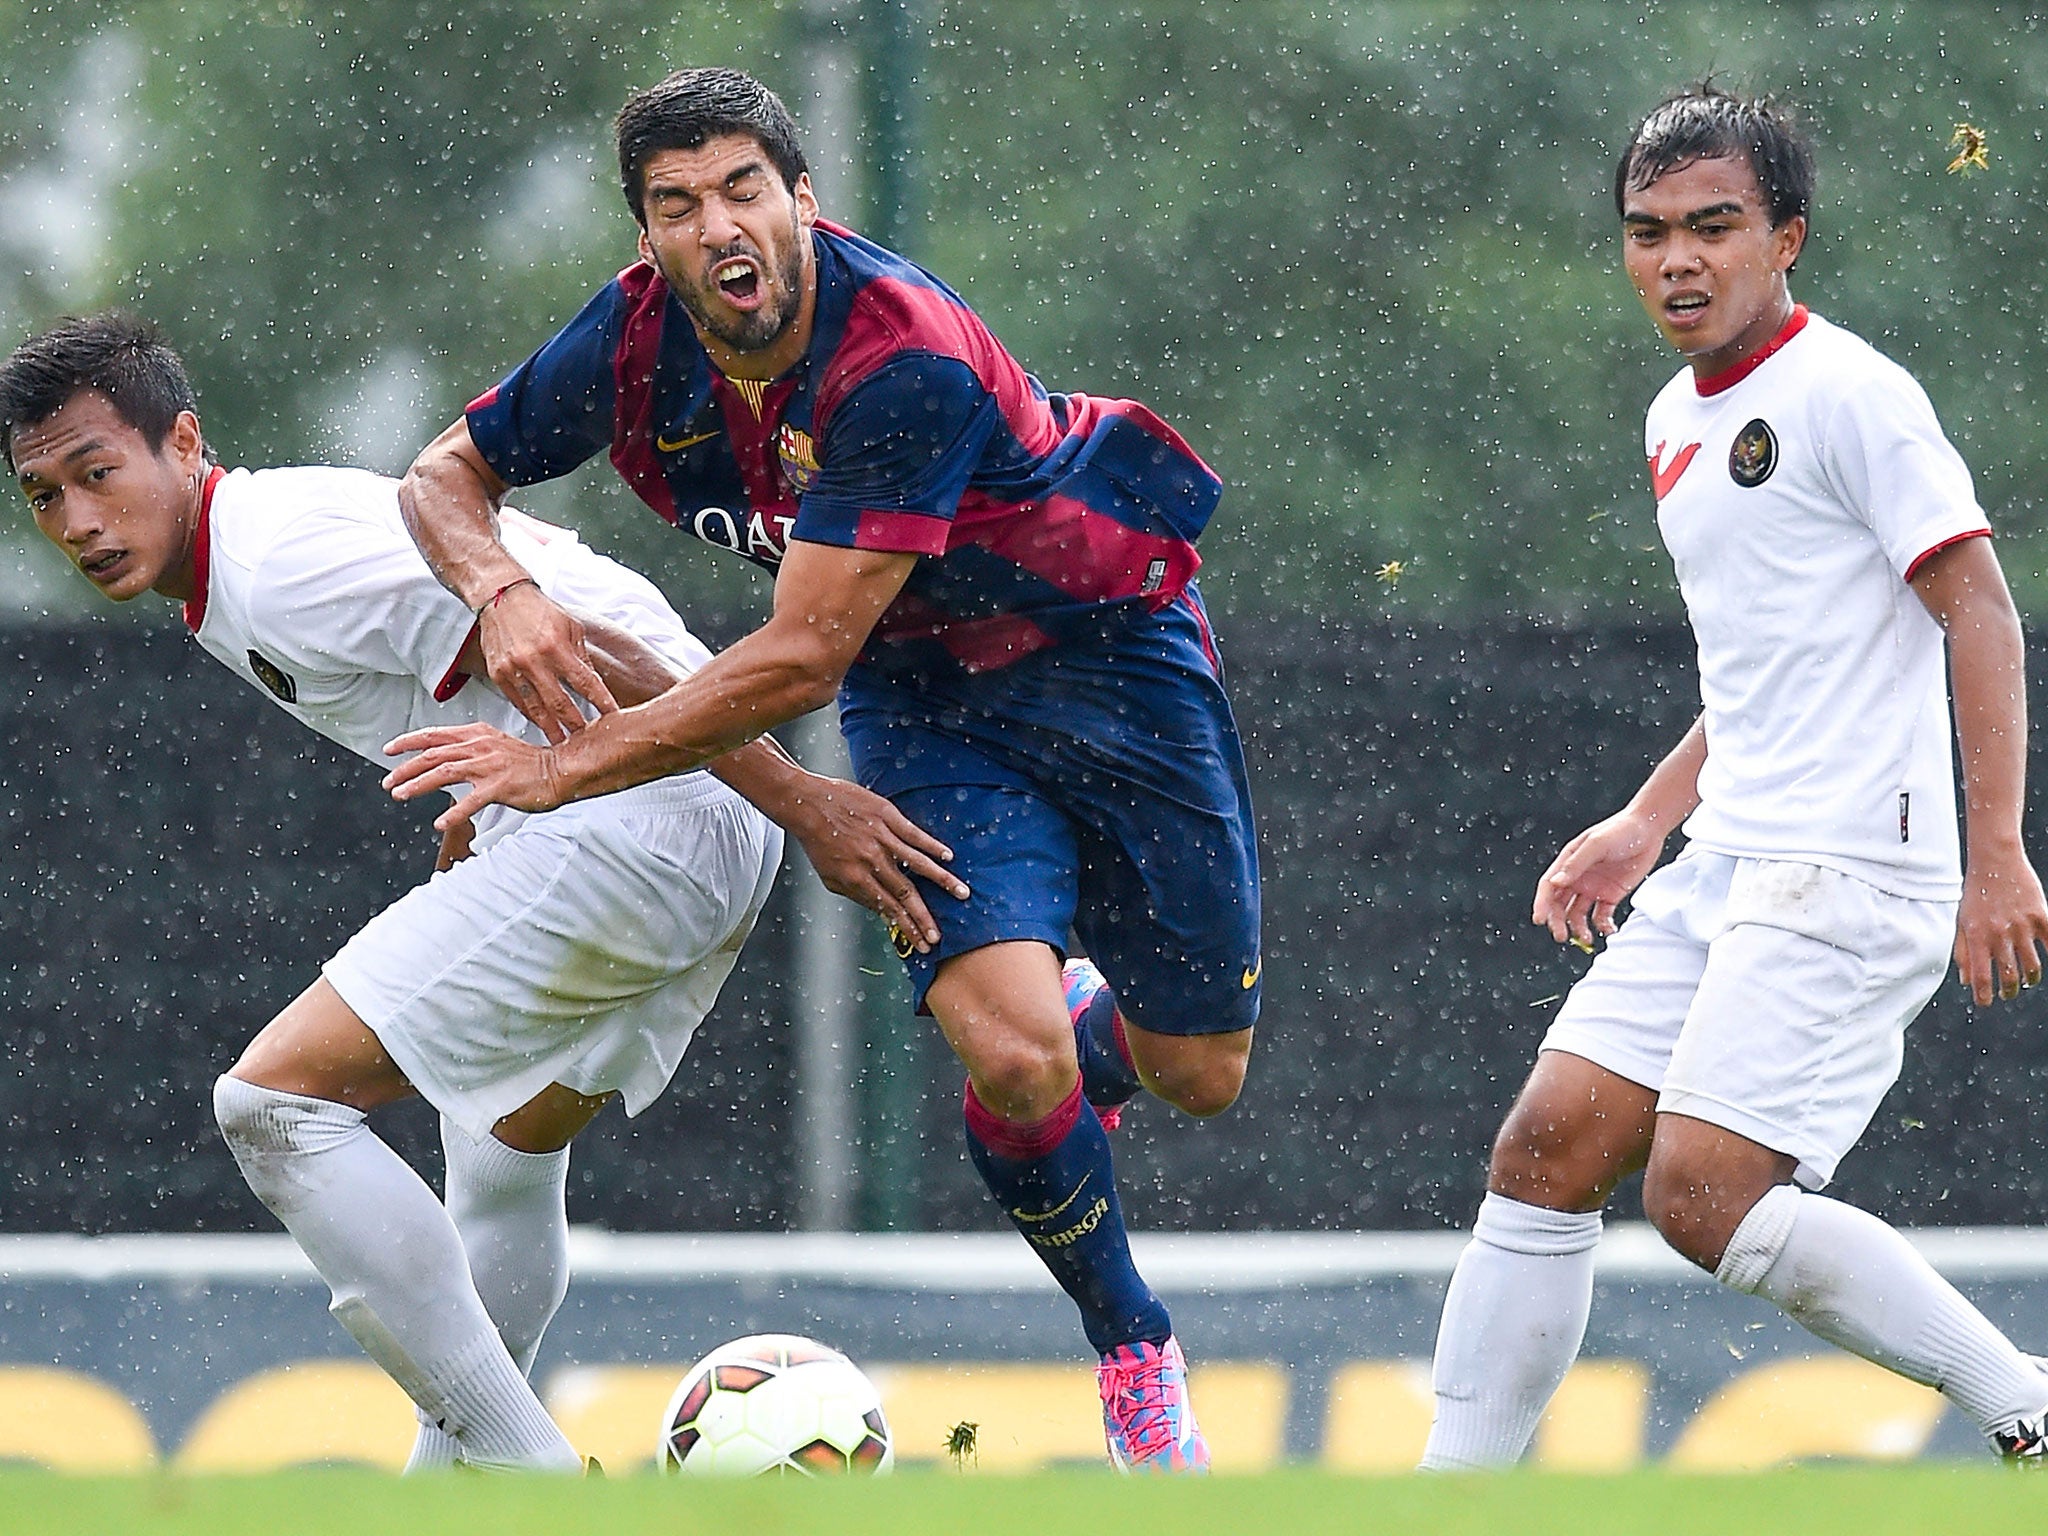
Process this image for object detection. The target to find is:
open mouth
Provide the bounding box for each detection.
[713,257,763,307]
[80,549,127,582]
[1665,293,1709,322]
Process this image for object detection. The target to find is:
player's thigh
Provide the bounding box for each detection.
[492,1083,617,1155]
[1660,860,1953,1190]
[1063,715,1262,1043]
[879,783,1083,1014]
[325,782,776,1141]
[229,977,415,1112]
[1535,850,1725,1100]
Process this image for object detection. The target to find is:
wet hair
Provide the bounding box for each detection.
[1614,82,1815,229]
[614,67,808,225]
[0,311,209,471]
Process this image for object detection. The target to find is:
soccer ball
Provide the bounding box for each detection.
[658,1333,894,1476]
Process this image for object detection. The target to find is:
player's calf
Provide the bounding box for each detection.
[1064,957,1141,1127]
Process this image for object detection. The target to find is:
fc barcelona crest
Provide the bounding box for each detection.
[777,422,820,494]
[1728,418,1778,488]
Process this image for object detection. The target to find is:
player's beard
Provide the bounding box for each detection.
[673,213,809,356]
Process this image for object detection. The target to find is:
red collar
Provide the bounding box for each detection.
[1694,305,1809,397]
[180,465,226,632]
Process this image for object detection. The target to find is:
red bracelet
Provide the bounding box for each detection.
[473,576,537,615]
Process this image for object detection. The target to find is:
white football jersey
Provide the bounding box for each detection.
[1644,307,1990,899]
[182,464,722,846]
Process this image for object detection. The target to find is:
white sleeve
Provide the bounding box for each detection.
[243,509,477,693]
[1818,362,1991,579]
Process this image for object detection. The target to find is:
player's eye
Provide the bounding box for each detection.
[87,465,114,481]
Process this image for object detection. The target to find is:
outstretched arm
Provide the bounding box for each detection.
[387,536,916,812]
[399,417,617,741]
[1533,715,1706,949]
[1911,535,2048,1004]
[540,609,967,949]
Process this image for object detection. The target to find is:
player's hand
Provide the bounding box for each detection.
[381,722,566,831]
[478,580,619,744]
[1953,845,2048,1005]
[1532,809,1667,950]
[782,778,970,952]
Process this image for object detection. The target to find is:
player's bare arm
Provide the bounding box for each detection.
[1909,535,2048,1004]
[468,609,969,949]
[399,416,618,743]
[1533,714,1707,948]
[385,540,918,826]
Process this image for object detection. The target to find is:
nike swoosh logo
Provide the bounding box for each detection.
[1241,960,1262,990]
[656,428,721,453]
[1648,440,1700,501]
[1010,1177,1090,1225]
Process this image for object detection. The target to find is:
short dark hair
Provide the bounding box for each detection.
[614,67,808,225]
[1614,82,1815,230]
[0,312,208,472]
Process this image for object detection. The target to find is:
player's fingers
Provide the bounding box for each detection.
[888,843,970,900]
[510,670,581,745]
[563,652,619,717]
[434,787,494,834]
[1996,934,2026,1002]
[881,808,955,864]
[384,749,483,801]
[1961,934,1995,1007]
[889,883,941,949]
[384,723,486,756]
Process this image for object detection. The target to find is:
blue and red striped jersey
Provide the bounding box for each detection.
[465,221,1221,674]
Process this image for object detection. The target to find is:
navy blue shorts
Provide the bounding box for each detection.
[837,589,1261,1038]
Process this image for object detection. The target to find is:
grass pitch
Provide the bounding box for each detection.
[3,1466,2047,1536]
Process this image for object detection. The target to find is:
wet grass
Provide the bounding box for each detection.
[2,1466,2047,1536]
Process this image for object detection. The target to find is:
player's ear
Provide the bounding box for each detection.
[1771,213,1807,272]
[168,409,206,472]
[793,172,819,230]
[637,226,656,268]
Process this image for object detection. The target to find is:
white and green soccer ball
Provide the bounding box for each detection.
[658,1333,894,1477]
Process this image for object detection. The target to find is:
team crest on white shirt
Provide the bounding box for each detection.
[247,649,297,703]
[1729,418,1778,488]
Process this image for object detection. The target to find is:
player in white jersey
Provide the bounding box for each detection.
[1,312,965,1472]
[1422,84,2048,1468]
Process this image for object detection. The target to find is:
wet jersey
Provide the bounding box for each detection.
[182,463,724,848]
[1644,306,1991,900]
[464,220,1222,676]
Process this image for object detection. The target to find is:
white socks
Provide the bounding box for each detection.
[213,1075,581,1473]
[1421,1192,1603,1470]
[404,1117,572,1473]
[1718,1183,2048,1439]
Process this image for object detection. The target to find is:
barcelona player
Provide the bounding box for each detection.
[387,67,1260,1471]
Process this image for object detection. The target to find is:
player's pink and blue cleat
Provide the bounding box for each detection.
[1064,956,1138,1131]
[1097,1335,1210,1472]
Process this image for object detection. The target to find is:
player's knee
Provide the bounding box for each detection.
[1147,1056,1246,1118]
[212,1072,269,1149]
[1640,1155,1727,1272]
[1487,1109,1602,1208]
[964,1033,1079,1119]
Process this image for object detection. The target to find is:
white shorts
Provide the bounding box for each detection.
[323,774,782,1141]
[1539,848,1955,1188]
